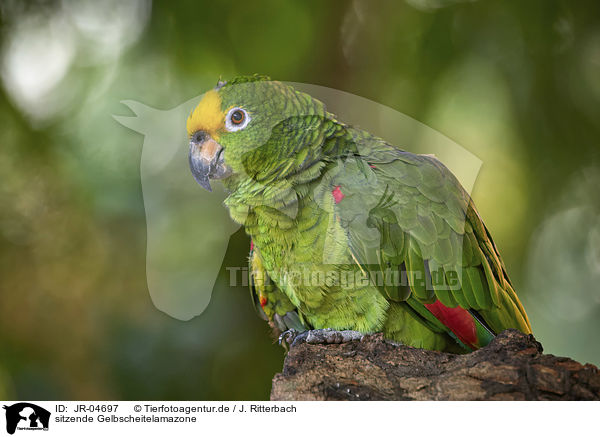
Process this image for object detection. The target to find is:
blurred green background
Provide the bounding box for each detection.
[1,0,599,400]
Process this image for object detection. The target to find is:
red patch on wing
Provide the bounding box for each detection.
[332,185,345,204]
[259,295,267,308]
[250,239,254,251]
[424,300,478,349]
[368,164,376,168]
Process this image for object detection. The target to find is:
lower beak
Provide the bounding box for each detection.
[188,136,230,192]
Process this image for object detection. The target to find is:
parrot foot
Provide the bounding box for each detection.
[283,329,364,347]
[278,329,300,348]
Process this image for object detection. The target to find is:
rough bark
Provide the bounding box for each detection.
[270,330,600,400]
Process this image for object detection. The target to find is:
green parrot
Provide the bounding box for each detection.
[187,75,532,352]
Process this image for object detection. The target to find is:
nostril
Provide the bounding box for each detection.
[192,130,208,144]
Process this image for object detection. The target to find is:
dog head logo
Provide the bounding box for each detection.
[3,403,50,434]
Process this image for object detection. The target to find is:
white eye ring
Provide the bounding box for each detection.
[225,107,251,132]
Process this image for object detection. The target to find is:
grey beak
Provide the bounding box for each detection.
[189,142,213,192]
[188,132,231,192]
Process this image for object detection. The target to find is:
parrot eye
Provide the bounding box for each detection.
[225,107,250,132]
[231,110,244,124]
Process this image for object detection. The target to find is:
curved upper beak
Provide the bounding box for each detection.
[188,132,231,192]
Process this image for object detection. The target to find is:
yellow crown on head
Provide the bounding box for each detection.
[187,90,226,140]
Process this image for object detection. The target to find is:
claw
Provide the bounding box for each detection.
[290,330,310,347]
[278,329,299,350]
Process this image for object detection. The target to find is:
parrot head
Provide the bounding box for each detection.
[186,75,326,192]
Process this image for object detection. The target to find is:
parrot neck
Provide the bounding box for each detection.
[223,163,328,229]
[222,122,359,249]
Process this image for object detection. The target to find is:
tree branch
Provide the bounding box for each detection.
[271,330,600,400]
